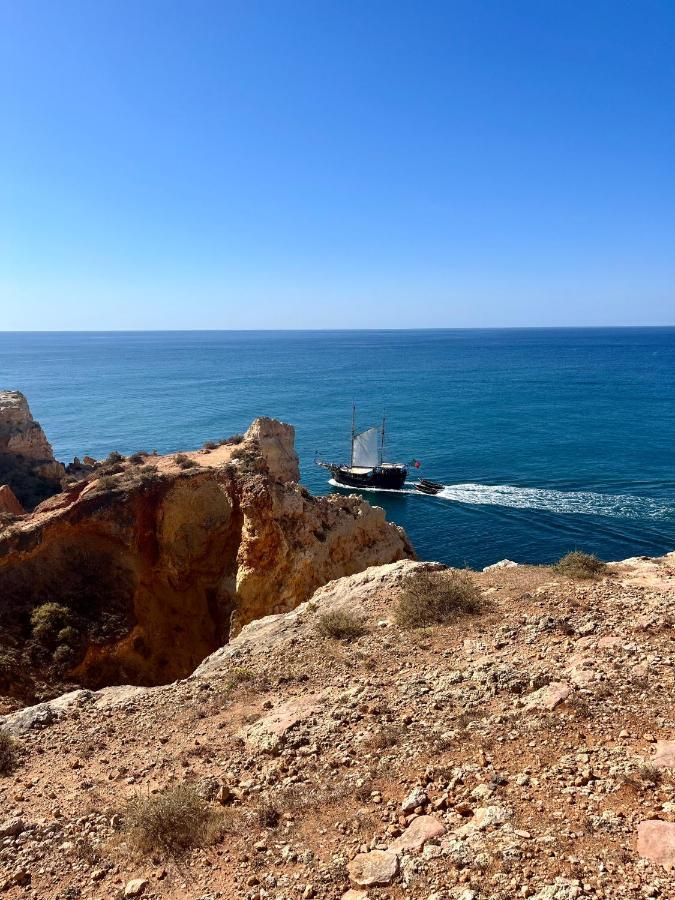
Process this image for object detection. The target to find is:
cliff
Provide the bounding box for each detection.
[0,391,65,510]
[1,552,674,899]
[0,416,413,700]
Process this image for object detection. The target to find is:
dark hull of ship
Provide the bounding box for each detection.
[330,465,408,490]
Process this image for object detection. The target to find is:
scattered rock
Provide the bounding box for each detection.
[637,820,675,870]
[124,878,149,898]
[347,850,399,886]
[390,815,445,852]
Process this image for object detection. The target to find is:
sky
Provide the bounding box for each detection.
[1,0,674,329]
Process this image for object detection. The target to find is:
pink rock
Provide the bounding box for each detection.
[597,635,622,649]
[653,742,675,769]
[637,820,675,869]
[347,850,398,887]
[524,682,572,711]
[390,815,445,852]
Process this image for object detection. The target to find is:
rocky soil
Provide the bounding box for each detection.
[1,552,675,899]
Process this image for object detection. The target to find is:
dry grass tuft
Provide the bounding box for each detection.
[254,800,281,828]
[553,551,607,580]
[395,569,484,629]
[316,609,368,641]
[125,782,220,857]
[368,725,400,750]
[0,730,19,775]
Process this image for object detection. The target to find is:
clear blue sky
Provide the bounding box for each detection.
[1,1,674,329]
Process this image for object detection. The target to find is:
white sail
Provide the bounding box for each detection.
[352,427,380,468]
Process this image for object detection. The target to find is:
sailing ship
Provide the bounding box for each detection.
[316,407,408,490]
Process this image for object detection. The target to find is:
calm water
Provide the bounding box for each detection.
[1,329,673,569]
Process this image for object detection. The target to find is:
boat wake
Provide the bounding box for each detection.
[328,478,669,520]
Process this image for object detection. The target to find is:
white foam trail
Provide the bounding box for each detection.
[328,478,669,519]
[438,483,668,519]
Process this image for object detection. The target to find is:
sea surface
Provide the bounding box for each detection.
[1,329,673,569]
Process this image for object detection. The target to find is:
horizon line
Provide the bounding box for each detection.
[2,324,675,334]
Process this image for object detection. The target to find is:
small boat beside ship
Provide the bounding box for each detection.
[316,407,408,490]
[415,478,444,495]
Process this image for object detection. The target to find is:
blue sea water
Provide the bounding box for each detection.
[0,329,673,569]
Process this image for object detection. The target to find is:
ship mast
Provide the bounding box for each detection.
[350,404,356,467]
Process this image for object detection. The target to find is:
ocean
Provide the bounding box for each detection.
[1,329,673,569]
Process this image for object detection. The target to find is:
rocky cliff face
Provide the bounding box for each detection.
[0,391,65,510]
[0,416,413,700]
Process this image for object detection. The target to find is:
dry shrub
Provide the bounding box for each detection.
[368,726,400,750]
[125,782,220,857]
[395,569,483,629]
[316,609,368,641]
[254,800,280,828]
[554,551,607,580]
[0,730,19,775]
[174,453,198,469]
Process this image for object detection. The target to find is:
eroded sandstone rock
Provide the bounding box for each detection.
[0,484,24,516]
[0,417,413,697]
[0,391,65,509]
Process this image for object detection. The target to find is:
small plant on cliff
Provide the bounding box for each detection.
[316,608,368,641]
[0,730,19,775]
[128,451,147,465]
[173,453,198,469]
[106,450,124,463]
[554,551,607,580]
[124,782,220,857]
[395,569,484,629]
[225,434,244,445]
[30,602,74,644]
[95,475,118,491]
[203,440,218,450]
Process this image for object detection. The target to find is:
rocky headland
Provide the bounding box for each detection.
[0,402,412,703]
[0,395,674,900]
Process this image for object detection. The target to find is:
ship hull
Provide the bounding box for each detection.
[331,464,408,490]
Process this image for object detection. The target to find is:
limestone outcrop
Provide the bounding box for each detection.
[0,390,65,509]
[0,485,23,517]
[0,416,413,699]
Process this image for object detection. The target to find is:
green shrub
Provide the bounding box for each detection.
[203,440,218,451]
[96,475,118,491]
[225,434,244,445]
[0,730,18,775]
[52,644,77,671]
[125,782,219,857]
[553,551,607,580]
[316,609,368,641]
[174,454,199,469]
[395,569,483,629]
[107,451,124,463]
[128,452,147,465]
[30,602,73,644]
[57,625,81,646]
